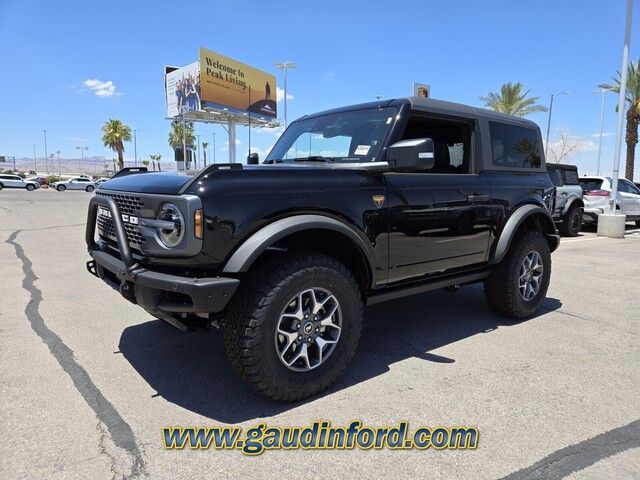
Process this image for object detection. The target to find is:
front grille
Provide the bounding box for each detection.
[97,215,145,247]
[96,191,145,248]
[96,191,142,216]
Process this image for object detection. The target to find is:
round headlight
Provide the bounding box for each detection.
[156,203,184,248]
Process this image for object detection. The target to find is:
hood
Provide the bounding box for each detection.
[98,171,195,195]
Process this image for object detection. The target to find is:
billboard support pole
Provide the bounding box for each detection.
[182,114,187,171]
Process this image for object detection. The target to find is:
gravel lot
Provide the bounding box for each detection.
[1,189,639,479]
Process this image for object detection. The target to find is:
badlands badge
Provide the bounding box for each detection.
[372,194,385,208]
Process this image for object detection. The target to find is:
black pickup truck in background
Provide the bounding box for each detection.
[85,97,559,401]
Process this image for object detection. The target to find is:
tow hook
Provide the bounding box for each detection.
[119,281,137,304]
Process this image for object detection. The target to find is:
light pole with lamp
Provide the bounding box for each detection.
[212,131,216,164]
[33,144,37,172]
[544,91,569,159]
[132,129,139,167]
[56,150,61,176]
[594,85,613,176]
[274,61,297,127]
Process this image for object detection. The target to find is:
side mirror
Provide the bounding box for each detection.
[387,138,435,171]
[247,152,259,165]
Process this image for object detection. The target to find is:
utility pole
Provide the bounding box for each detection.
[274,61,297,127]
[544,91,569,159]
[76,146,88,173]
[56,151,61,175]
[43,130,48,174]
[33,144,37,172]
[132,129,139,167]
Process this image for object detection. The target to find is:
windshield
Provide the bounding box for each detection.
[265,107,397,163]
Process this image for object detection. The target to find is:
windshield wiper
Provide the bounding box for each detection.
[292,156,334,163]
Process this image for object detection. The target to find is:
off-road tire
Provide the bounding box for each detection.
[484,230,551,319]
[636,220,640,228]
[57,185,65,192]
[559,205,583,237]
[222,251,363,401]
[86,185,95,192]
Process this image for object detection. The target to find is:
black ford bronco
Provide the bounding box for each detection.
[86,97,559,401]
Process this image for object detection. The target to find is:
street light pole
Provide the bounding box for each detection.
[56,150,61,176]
[76,146,88,173]
[595,86,612,176]
[274,61,297,127]
[212,132,216,164]
[132,129,138,167]
[33,144,37,172]
[544,91,569,159]
[43,130,48,174]
[610,0,634,212]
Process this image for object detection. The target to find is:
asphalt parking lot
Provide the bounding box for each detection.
[1,189,639,480]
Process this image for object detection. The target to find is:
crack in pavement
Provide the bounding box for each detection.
[0,223,85,233]
[6,230,147,479]
[500,418,640,480]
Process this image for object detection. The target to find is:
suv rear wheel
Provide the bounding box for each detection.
[57,185,66,192]
[26,184,35,191]
[484,230,551,319]
[223,251,363,401]
[559,205,583,237]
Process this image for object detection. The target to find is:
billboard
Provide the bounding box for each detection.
[412,83,431,98]
[166,62,201,118]
[199,47,277,118]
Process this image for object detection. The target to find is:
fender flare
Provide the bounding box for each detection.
[222,214,376,275]
[491,205,558,264]
[562,197,584,216]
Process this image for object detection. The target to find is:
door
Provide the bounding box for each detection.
[620,180,640,216]
[616,180,637,215]
[385,115,492,283]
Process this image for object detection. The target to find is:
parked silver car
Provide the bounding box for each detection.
[0,174,39,191]
[50,177,96,192]
[579,176,640,227]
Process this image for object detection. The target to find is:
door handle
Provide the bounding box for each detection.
[467,194,490,202]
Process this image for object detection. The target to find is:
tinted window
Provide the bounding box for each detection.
[564,169,579,185]
[617,180,632,193]
[579,178,604,192]
[626,181,640,195]
[489,123,542,169]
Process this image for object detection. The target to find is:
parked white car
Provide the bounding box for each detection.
[0,174,39,191]
[50,177,96,192]
[579,176,640,227]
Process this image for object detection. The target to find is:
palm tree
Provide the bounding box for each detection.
[142,159,150,168]
[202,141,209,166]
[101,119,131,170]
[150,154,161,171]
[601,59,640,181]
[169,121,195,167]
[480,82,548,117]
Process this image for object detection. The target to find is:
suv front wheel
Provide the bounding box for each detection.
[223,252,363,401]
[484,230,551,319]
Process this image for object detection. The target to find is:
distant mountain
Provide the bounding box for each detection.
[0,155,176,175]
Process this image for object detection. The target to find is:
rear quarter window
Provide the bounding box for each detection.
[489,122,542,169]
[579,179,604,192]
[547,167,563,186]
[563,169,579,185]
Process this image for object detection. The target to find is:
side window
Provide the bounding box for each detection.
[626,181,640,195]
[617,180,631,193]
[400,116,473,173]
[564,169,579,185]
[547,168,563,186]
[489,122,542,169]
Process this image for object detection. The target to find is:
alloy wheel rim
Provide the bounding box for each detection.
[274,287,342,372]
[518,251,543,301]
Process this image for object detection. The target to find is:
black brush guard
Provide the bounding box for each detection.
[85,195,239,314]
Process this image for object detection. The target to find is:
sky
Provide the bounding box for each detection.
[0,0,638,176]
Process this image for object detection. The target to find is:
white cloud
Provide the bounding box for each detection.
[276,87,293,102]
[588,132,614,138]
[83,79,119,97]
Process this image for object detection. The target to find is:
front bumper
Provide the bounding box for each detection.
[86,195,239,315]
